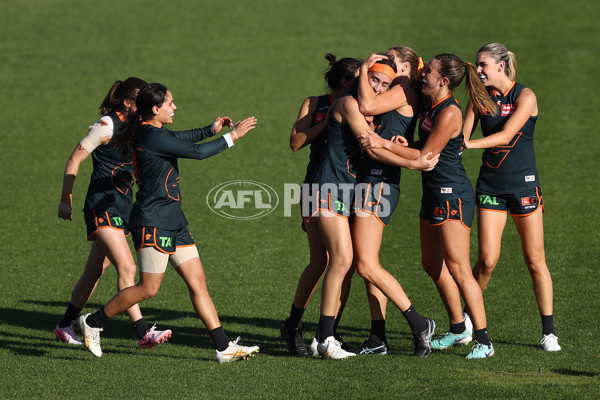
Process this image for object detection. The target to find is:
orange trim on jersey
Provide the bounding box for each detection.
[503,81,516,97]
[346,149,359,179]
[491,81,516,98]
[116,111,126,123]
[165,167,181,201]
[111,161,134,195]
[431,94,452,109]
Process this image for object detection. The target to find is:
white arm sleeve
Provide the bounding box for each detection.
[79,116,114,153]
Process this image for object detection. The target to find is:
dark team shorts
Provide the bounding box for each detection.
[84,210,129,240]
[352,182,400,226]
[300,182,320,227]
[318,183,355,219]
[420,196,475,228]
[476,186,544,216]
[132,226,195,254]
[302,183,355,221]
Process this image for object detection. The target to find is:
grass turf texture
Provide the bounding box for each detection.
[0,0,599,398]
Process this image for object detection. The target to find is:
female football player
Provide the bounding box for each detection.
[353,48,437,357]
[360,53,495,359]
[56,77,171,349]
[281,54,362,357]
[314,58,436,360]
[77,83,260,363]
[463,42,560,351]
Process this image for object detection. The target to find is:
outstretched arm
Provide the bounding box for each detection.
[148,117,257,160]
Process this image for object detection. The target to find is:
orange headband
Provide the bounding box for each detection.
[418,57,426,71]
[368,63,396,81]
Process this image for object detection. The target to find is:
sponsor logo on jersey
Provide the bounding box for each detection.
[421,117,433,132]
[441,187,453,194]
[501,104,516,116]
[314,112,327,123]
[370,169,383,176]
[525,175,536,182]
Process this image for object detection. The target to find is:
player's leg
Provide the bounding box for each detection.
[439,221,493,358]
[55,241,110,345]
[513,208,560,351]
[315,211,356,359]
[472,209,508,292]
[79,248,166,357]
[174,246,259,362]
[281,221,328,357]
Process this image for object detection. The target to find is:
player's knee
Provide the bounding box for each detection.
[355,259,374,281]
[137,282,160,299]
[83,268,104,282]
[526,259,549,277]
[477,255,498,275]
[117,263,138,285]
[422,261,440,280]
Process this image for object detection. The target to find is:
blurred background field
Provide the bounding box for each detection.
[0,0,598,398]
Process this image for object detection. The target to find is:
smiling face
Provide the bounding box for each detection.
[476,51,503,87]
[152,90,177,125]
[420,58,445,96]
[368,70,393,95]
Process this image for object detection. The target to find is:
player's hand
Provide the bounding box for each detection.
[412,151,439,171]
[462,137,471,150]
[58,201,73,221]
[359,131,387,150]
[390,135,408,146]
[363,53,389,69]
[212,116,234,133]
[231,116,257,140]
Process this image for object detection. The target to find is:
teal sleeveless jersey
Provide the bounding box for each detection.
[314,92,362,186]
[358,110,416,186]
[83,111,134,219]
[476,81,539,194]
[419,95,473,201]
[304,94,334,184]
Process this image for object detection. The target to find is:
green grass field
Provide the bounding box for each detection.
[1,0,599,398]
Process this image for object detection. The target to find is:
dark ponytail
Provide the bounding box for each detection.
[323,53,363,92]
[99,77,146,115]
[112,83,168,156]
